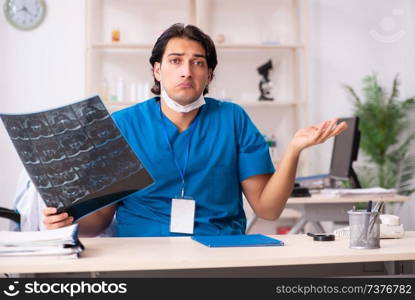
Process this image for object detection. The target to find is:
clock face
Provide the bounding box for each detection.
[3,0,46,30]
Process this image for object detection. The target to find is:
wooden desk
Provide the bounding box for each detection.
[1,232,414,277]
[285,194,409,234]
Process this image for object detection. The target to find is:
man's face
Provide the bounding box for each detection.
[154,37,212,105]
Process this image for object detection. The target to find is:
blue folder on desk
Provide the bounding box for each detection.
[191,234,284,248]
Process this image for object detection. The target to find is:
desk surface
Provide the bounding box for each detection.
[1,232,414,274]
[287,194,409,204]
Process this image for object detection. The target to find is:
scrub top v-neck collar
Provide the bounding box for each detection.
[153,97,205,136]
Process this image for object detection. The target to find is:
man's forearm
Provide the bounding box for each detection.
[257,143,301,220]
[250,118,348,220]
[78,206,115,237]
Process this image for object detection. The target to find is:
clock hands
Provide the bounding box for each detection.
[17,6,35,17]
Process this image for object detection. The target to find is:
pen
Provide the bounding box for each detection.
[366,200,373,212]
[368,201,384,234]
[361,200,373,242]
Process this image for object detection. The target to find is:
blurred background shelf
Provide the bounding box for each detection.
[86,0,310,175]
[90,43,306,50]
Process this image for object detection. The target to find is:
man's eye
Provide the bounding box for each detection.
[193,61,204,66]
[170,58,181,64]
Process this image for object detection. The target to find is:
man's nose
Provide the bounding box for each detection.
[180,61,192,78]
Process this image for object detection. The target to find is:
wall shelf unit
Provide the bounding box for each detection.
[86,0,310,174]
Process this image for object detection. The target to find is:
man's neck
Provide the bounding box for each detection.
[160,98,199,133]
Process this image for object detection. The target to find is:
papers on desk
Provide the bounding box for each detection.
[319,187,397,197]
[0,224,83,259]
[191,234,284,247]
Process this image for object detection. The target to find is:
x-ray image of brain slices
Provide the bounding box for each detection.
[46,106,81,135]
[0,96,146,211]
[72,97,108,127]
[96,137,143,179]
[70,151,116,193]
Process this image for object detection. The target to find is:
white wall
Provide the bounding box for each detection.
[1,0,414,230]
[0,1,86,228]
[307,0,415,229]
[307,0,415,174]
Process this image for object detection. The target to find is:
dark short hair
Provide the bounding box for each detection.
[149,23,218,95]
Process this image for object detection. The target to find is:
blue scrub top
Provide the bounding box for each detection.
[112,97,275,237]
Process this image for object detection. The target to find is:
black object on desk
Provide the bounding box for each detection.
[290,183,311,197]
[307,232,335,241]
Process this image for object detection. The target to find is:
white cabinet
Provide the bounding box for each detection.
[85,0,310,174]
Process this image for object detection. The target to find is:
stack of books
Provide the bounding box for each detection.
[319,187,397,197]
[0,224,83,259]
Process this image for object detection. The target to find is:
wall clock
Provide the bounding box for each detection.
[4,0,46,30]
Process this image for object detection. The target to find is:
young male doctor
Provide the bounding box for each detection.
[43,23,348,237]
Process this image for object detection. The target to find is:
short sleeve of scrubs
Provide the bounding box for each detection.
[234,105,275,181]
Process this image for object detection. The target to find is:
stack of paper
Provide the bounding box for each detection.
[319,187,397,197]
[0,224,83,259]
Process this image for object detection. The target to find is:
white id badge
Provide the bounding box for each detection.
[170,198,195,234]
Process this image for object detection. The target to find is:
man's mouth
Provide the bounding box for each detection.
[177,82,193,88]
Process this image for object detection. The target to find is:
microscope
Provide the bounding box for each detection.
[257,59,274,101]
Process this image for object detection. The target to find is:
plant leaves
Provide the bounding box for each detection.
[344,73,415,194]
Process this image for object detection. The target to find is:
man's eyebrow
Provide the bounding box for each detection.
[167,52,184,57]
[167,53,206,59]
[193,54,206,59]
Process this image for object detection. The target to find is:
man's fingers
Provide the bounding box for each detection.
[326,121,348,139]
[42,207,74,230]
[323,121,348,140]
[313,120,329,140]
[44,216,74,229]
[47,217,74,230]
[317,119,337,142]
[43,207,57,216]
[43,212,70,225]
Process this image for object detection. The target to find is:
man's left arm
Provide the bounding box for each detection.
[242,118,348,220]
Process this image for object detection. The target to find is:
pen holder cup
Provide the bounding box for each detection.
[348,210,380,249]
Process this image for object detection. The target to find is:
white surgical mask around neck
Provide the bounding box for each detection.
[160,82,205,113]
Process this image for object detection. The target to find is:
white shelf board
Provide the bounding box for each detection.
[90,43,153,50]
[89,43,305,51]
[217,44,305,50]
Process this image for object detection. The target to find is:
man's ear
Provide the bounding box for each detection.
[154,62,161,82]
[207,69,213,84]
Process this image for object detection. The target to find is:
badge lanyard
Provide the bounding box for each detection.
[159,103,199,198]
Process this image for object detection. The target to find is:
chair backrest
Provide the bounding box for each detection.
[0,207,20,224]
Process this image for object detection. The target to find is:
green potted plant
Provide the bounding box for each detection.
[343,73,415,195]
